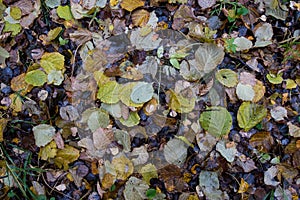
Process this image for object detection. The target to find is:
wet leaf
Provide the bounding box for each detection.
[130,82,154,104]
[215,69,238,88]
[40,52,65,74]
[199,170,219,189]
[236,83,255,101]
[9,93,22,113]
[111,155,134,180]
[199,106,232,138]
[57,5,73,20]
[33,124,56,147]
[25,70,47,87]
[97,81,121,104]
[54,145,80,170]
[237,102,267,132]
[254,23,273,47]
[123,177,149,200]
[120,0,144,12]
[270,106,287,121]
[164,138,188,167]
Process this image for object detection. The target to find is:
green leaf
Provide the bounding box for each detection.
[146,189,157,199]
[120,82,144,107]
[215,69,238,87]
[88,109,110,132]
[140,164,158,185]
[3,21,22,36]
[97,81,121,104]
[237,6,249,16]
[170,58,180,69]
[33,124,56,147]
[167,90,195,113]
[47,70,64,85]
[25,70,47,86]
[266,73,283,84]
[40,52,65,74]
[10,6,22,20]
[164,138,188,167]
[47,27,62,41]
[237,102,267,132]
[130,82,154,104]
[45,0,61,8]
[56,5,73,20]
[119,111,140,127]
[199,106,232,138]
[59,37,68,45]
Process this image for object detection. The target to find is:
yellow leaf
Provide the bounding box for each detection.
[9,93,22,113]
[252,80,265,102]
[285,79,297,89]
[111,155,133,180]
[40,52,65,74]
[238,178,249,193]
[120,0,144,12]
[39,141,57,161]
[54,145,80,170]
[0,118,9,142]
[132,9,150,27]
[10,73,31,95]
[47,27,62,41]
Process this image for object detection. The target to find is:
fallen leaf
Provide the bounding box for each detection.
[132,9,150,27]
[237,178,249,193]
[25,70,47,87]
[40,52,65,74]
[215,69,238,88]
[130,82,154,104]
[198,0,216,9]
[140,164,158,184]
[270,106,287,121]
[47,70,64,85]
[33,124,56,147]
[111,155,134,180]
[236,83,255,101]
[120,0,144,12]
[39,141,57,160]
[264,166,280,186]
[249,132,274,152]
[54,145,80,170]
[287,122,300,137]
[237,102,267,132]
[164,138,188,167]
[199,106,232,138]
[97,81,121,104]
[93,127,113,150]
[60,105,80,121]
[0,118,9,142]
[87,109,110,132]
[216,140,237,162]
[123,177,149,200]
[57,5,73,20]
[119,111,140,127]
[233,37,253,51]
[254,23,273,47]
[131,146,149,166]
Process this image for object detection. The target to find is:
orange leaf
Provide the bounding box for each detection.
[120,0,144,12]
[132,9,150,27]
[238,178,249,193]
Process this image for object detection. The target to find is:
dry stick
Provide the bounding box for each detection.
[278,35,300,44]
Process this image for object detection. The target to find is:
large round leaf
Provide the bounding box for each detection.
[199,106,232,138]
[25,70,47,86]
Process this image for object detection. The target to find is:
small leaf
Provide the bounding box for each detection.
[39,141,57,160]
[57,5,73,20]
[45,0,61,8]
[10,6,22,20]
[237,178,249,193]
[25,70,47,86]
[47,27,62,41]
[3,21,22,36]
[270,106,287,121]
[170,58,180,69]
[199,106,232,138]
[40,52,65,74]
[287,122,300,137]
[47,70,64,85]
[233,37,253,51]
[237,102,267,132]
[123,177,149,200]
[33,124,56,147]
[132,9,150,27]
[167,90,195,113]
[140,164,158,184]
[130,82,154,104]
[215,69,238,87]
[266,73,283,84]
[146,189,156,199]
[0,118,9,142]
[120,82,144,107]
[119,111,140,127]
[285,79,297,89]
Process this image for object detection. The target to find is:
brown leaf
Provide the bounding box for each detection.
[0,118,9,142]
[198,0,216,9]
[10,73,31,95]
[120,0,145,12]
[132,9,150,27]
[69,29,93,46]
[93,128,114,150]
[249,132,274,152]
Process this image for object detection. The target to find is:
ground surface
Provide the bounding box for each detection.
[0,0,300,199]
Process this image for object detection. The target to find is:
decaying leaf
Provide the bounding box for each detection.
[249,132,274,152]
[140,164,158,184]
[287,122,300,137]
[123,176,149,200]
[216,140,237,162]
[121,0,144,12]
[54,145,80,170]
[270,106,287,121]
[132,9,150,27]
[0,118,9,142]
[264,166,280,186]
[111,155,134,180]
[40,52,65,74]
[215,69,238,88]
